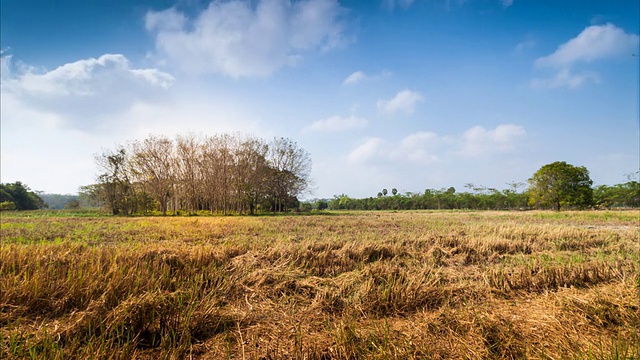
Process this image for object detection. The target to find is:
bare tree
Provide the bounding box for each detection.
[130,135,175,215]
[267,137,312,212]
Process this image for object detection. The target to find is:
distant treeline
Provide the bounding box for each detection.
[317,181,639,211]
[3,158,638,213]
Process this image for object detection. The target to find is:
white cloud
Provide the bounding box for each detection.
[460,124,526,156]
[343,71,366,85]
[342,69,391,85]
[347,124,527,165]
[514,37,535,54]
[377,89,423,115]
[531,23,637,89]
[1,54,174,131]
[393,131,441,162]
[347,137,385,163]
[307,115,368,132]
[531,68,599,89]
[145,7,186,31]
[146,0,349,77]
[535,24,639,68]
[501,0,514,8]
[347,124,525,165]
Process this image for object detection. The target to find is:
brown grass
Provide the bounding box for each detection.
[1,210,638,359]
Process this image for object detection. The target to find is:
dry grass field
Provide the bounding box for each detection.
[1,210,638,359]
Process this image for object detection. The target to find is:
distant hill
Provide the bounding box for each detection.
[40,194,79,209]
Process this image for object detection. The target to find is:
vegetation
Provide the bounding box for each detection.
[318,163,636,212]
[325,184,529,211]
[38,194,81,210]
[1,211,638,359]
[594,180,640,208]
[92,134,311,216]
[528,161,594,210]
[0,182,44,211]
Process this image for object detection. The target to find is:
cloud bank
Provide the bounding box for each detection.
[347,124,526,164]
[1,54,174,131]
[146,0,349,77]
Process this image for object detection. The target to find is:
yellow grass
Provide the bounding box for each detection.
[1,210,638,359]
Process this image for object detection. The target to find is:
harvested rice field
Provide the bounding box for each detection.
[1,210,638,359]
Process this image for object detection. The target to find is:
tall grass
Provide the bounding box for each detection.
[1,211,638,358]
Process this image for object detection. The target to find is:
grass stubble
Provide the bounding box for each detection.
[0,210,638,359]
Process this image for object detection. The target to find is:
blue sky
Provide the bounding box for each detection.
[1,0,638,198]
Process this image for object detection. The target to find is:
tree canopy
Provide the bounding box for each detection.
[0,182,45,211]
[528,161,593,210]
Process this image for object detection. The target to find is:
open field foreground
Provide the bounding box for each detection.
[1,211,639,359]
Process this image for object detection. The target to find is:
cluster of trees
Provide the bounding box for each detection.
[593,181,640,208]
[0,182,45,211]
[87,134,312,215]
[321,162,638,211]
[325,184,529,211]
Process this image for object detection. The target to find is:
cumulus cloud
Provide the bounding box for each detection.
[530,68,599,89]
[535,24,639,68]
[343,71,366,85]
[145,0,349,77]
[307,115,368,132]
[347,124,525,165]
[1,54,174,131]
[347,137,385,163]
[460,124,526,156]
[377,89,423,115]
[532,23,638,89]
[392,131,442,162]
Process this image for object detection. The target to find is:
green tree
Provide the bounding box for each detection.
[316,200,328,210]
[382,188,388,196]
[391,188,398,196]
[64,199,81,209]
[0,182,44,210]
[528,161,593,211]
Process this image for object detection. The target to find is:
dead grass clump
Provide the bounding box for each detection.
[352,263,447,316]
[477,314,527,359]
[488,260,630,293]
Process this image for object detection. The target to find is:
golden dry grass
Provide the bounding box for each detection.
[1,210,638,359]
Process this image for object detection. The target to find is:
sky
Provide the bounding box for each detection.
[1,0,639,198]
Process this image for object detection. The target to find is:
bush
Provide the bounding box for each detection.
[0,201,16,211]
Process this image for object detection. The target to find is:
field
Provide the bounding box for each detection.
[1,210,638,359]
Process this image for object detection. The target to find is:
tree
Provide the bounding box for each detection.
[391,188,398,196]
[0,182,44,210]
[528,161,593,211]
[316,200,328,210]
[267,137,312,212]
[64,199,81,209]
[130,135,175,215]
[95,147,136,215]
[382,188,388,196]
